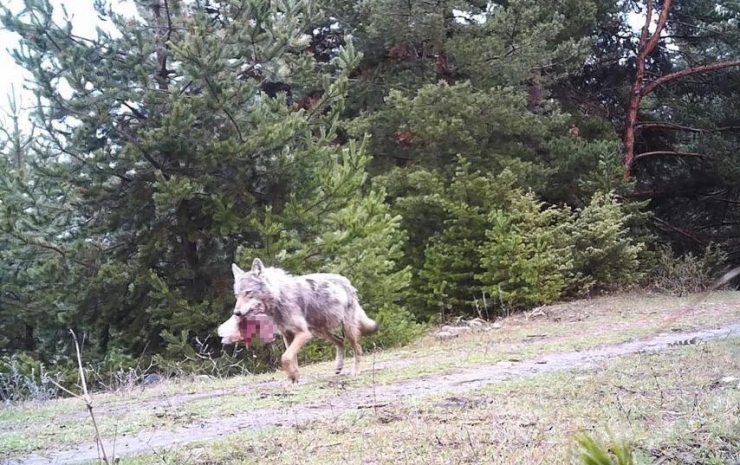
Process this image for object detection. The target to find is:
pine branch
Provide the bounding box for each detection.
[641,60,740,95]
[622,0,672,178]
[653,217,706,246]
[642,0,672,61]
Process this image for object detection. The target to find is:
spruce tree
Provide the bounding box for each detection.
[0,0,419,377]
[476,192,574,310]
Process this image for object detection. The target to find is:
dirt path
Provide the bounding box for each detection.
[9,321,740,465]
[12,357,418,427]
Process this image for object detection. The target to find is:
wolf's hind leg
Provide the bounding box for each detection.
[327,332,347,375]
[313,330,345,374]
[343,326,363,376]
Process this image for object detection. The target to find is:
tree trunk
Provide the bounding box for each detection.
[622,0,740,178]
[622,0,667,178]
[23,324,34,351]
[527,68,542,113]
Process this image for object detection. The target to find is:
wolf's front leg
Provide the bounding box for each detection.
[281,330,312,383]
[282,333,297,370]
[281,353,299,383]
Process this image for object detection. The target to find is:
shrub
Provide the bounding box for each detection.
[415,159,523,318]
[152,329,282,379]
[229,142,423,365]
[416,181,653,318]
[574,432,636,465]
[0,353,62,403]
[648,243,729,296]
[477,191,574,311]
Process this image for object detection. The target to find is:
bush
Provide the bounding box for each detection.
[648,243,729,296]
[414,159,527,318]
[418,186,653,318]
[0,353,62,403]
[1,341,164,402]
[417,202,491,317]
[152,329,282,379]
[227,141,424,365]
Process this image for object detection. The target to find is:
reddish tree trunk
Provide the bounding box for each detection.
[622,0,740,178]
[623,0,669,178]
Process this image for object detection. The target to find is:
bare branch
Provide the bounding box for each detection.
[634,122,740,133]
[70,329,110,463]
[118,100,147,121]
[633,150,705,162]
[653,217,707,246]
[47,377,84,400]
[620,0,739,177]
[484,45,517,62]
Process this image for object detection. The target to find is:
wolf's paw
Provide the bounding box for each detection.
[281,359,298,383]
[281,358,299,383]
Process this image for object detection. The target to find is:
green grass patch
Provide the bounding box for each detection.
[2,290,739,460]
[115,337,740,465]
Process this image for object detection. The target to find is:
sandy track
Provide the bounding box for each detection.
[9,322,740,465]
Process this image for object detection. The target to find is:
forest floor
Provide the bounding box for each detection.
[2,290,740,465]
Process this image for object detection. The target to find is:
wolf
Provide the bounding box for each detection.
[219,258,379,383]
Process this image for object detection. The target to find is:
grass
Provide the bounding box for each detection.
[113,337,740,465]
[1,290,739,461]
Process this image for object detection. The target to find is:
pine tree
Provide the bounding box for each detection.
[565,0,740,264]
[234,137,420,352]
[0,86,78,363]
[0,0,419,376]
[565,191,647,296]
[348,80,568,178]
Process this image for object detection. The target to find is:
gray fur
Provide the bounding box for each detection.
[229,258,379,383]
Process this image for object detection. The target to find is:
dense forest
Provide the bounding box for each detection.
[1,0,739,398]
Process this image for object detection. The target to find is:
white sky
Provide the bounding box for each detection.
[0,0,139,129]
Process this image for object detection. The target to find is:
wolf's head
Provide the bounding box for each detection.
[231,258,271,318]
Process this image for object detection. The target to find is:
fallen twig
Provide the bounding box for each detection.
[357,402,389,409]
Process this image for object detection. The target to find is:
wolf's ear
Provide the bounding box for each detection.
[231,263,246,278]
[251,258,264,275]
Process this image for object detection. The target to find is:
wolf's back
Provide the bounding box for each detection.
[290,271,379,336]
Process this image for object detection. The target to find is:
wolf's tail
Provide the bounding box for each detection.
[347,286,379,336]
[358,309,380,336]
